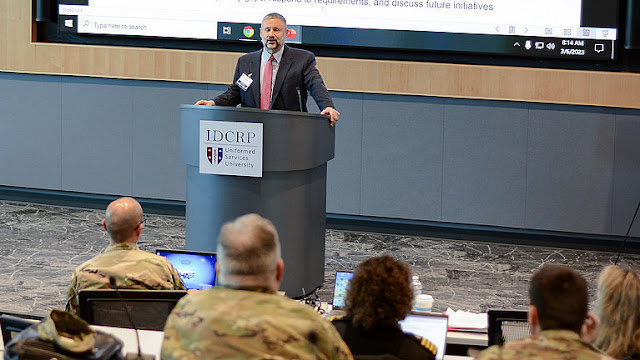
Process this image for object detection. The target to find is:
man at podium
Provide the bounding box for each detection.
[195,12,340,127]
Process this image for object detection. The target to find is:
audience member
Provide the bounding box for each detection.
[475,264,615,360]
[592,265,640,360]
[161,213,353,360]
[65,197,185,315]
[330,255,437,360]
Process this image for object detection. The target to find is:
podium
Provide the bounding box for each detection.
[180,105,335,297]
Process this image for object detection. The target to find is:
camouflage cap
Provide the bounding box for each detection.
[37,309,96,354]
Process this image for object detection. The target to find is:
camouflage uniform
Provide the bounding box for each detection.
[65,242,186,315]
[161,287,354,360]
[475,329,617,360]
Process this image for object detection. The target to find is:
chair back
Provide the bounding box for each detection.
[487,309,529,346]
[78,289,187,331]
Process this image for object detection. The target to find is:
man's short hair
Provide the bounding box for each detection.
[346,255,414,329]
[262,12,287,26]
[217,213,280,278]
[529,264,588,333]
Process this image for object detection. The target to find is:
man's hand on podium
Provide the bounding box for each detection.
[321,107,340,127]
[195,100,216,106]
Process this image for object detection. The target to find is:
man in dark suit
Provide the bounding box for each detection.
[195,13,340,126]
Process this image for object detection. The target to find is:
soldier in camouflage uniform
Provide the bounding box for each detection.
[65,197,185,315]
[161,213,353,360]
[476,264,616,360]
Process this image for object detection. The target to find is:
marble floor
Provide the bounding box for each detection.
[1,200,639,318]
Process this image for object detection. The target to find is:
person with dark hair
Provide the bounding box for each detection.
[195,12,340,126]
[65,197,185,315]
[161,213,353,360]
[592,265,640,360]
[329,255,437,360]
[476,264,616,360]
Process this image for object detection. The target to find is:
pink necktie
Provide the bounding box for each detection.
[261,55,275,110]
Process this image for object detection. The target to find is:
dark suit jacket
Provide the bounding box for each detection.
[213,45,334,112]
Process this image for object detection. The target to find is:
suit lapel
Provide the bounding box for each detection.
[250,51,261,107]
[271,46,292,107]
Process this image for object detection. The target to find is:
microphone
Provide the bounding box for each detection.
[296,87,303,112]
[109,277,155,360]
[614,199,640,265]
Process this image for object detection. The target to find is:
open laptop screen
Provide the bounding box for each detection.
[399,313,449,360]
[331,270,354,309]
[156,248,216,290]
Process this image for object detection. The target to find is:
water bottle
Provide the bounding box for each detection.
[414,294,434,312]
[411,275,433,312]
[411,275,423,296]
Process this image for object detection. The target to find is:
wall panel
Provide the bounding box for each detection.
[525,105,616,234]
[360,95,444,220]
[612,111,640,237]
[0,73,62,189]
[1,1,640,109]
[1,72,640,239]
[60,77,135,195]
[131,82,208,201]
[442,100,528,228]
[320,93,365,215]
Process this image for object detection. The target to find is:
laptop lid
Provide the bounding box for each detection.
[399,312,449,360]
[156,248,217,290]
[331,270,353,310]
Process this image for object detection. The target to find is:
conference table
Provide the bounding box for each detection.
[96,327,484,360]
[446,330,488,359]
[0,326,482,359]
[94,325,480,360]
[0,322,485,360]
[92,326,484,360]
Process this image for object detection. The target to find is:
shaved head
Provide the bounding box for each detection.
[104,197,143,243]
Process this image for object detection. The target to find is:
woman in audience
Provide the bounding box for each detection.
[330,255,437,360]
[593,265,640,360]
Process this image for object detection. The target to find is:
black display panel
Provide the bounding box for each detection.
[56,0,618,61]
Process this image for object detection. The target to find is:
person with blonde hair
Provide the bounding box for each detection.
[593,265,640,360]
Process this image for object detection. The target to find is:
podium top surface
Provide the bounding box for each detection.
[181,105,331,121]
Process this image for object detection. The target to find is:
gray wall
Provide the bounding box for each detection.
[1,72,639,238]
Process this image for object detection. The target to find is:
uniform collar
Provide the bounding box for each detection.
[104,242,139,252]
[218,284,276,294]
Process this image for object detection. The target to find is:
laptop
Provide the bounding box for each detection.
[399,312,449,360]
[156,248,217,290]
[331,270,354,310]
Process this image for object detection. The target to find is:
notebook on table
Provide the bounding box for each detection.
[155,248,217,290]
[399,312,449,360]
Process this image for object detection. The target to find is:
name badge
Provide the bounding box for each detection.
[236,73,253,91]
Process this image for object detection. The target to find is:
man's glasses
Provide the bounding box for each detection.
[135,215,147,230]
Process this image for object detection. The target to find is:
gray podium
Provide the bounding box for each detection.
[180,105,335,298]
